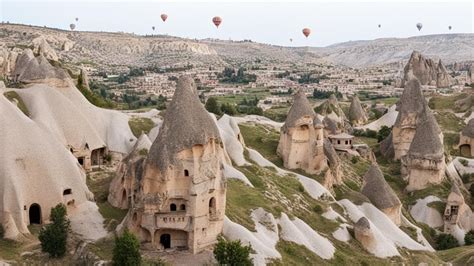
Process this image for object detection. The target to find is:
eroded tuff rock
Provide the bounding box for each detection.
[401,111,445,191]
[384,78,428,160]
[354,217,376,253]
[348,95,368,126]
[12,49,69,87]
[458,118,474,157]
[32,36,59,61]
[361,164,402,225]
[402,51,452,88]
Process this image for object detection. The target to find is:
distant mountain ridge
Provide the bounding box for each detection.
[0,24,472,68]
[312,34,474,67]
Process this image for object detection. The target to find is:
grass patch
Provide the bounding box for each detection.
[427,201,447,215]
[404,180,451,206]
[0,239,22,260]
[239,123,282,167]
[434,112,465,133]
[429,94,466,112]
[444,132,460,156]
[271,241,327,265]
[437,245,474,265]
[86,171,127,230]
[87,237,115,260]
[3,91,30,117]
[214,87,270,105]
[97,202,128,225]
[374,97,399,106]
[263,105,290,122]
[128,117,155,138]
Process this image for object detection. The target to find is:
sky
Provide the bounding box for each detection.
[0,0,473,47]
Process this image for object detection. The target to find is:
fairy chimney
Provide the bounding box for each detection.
[361,164,402,225]
[348,95,368,126]
[125,76,227,254]
[402,111,445,191]
[277,90,327,174]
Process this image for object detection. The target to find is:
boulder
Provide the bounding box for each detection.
[32,36,59,62]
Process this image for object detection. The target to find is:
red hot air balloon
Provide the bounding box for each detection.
[161,14,168,22]
[212,16,222,28]
[302,28,311,38]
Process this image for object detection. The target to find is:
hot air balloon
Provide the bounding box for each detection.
[302,28,311,38]
[70,23,76,30]
[75,17,79,22]
[152,26,155,31]
[448,25,452,30]
[161,14,168,22]
[416,23,423,31]
[378,24,381,28]
[212,16,222,28]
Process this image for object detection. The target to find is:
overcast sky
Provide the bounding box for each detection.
[1,0,473,47]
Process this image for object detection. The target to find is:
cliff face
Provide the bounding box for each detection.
[402,51,452,88]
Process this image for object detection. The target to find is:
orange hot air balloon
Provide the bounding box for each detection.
[161,14,168,22]
[302,28,311,38]
[212,16,222,28]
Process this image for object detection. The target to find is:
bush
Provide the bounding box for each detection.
[113,229,141,266]
[351,156,359,164]
[435,233,459,250]
[214,235,253,266]
[38,204,70,258]
[465,230,474,245]
[459,158,469,167]
[377,126,391,143]
[312,204,323,214]
[470,184,474,198]
[205,97,222,115]
[0,223,4,239]
[221,103,237,116]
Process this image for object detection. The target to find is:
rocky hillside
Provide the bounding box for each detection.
[314,34,474,68]
[1,24,472,69]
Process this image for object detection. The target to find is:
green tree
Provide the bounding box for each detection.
[113,229,141,266]
[221,103,237,116]
[205,97,222,115]
[156,95,167,110]
[435,233,459,250]
[465,230,474,245]
[213,236,253,266]
[38,204,70,258]
[377,126,392,142]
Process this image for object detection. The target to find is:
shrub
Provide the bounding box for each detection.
[461,173,474,183]
[205,97,222,115]
[298,183,305,193]
[38,204,70,258]
[465,230,474,245]
[221,103,237,116]
[435,233,459,250]
[470,184,474,198]
[377,126,391,143]
[113,229,141,266]
[214,235,253,266]
[312,204,323,214]
[459,158,469,167]
[0,223,4,239]
[351,156,359,164]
